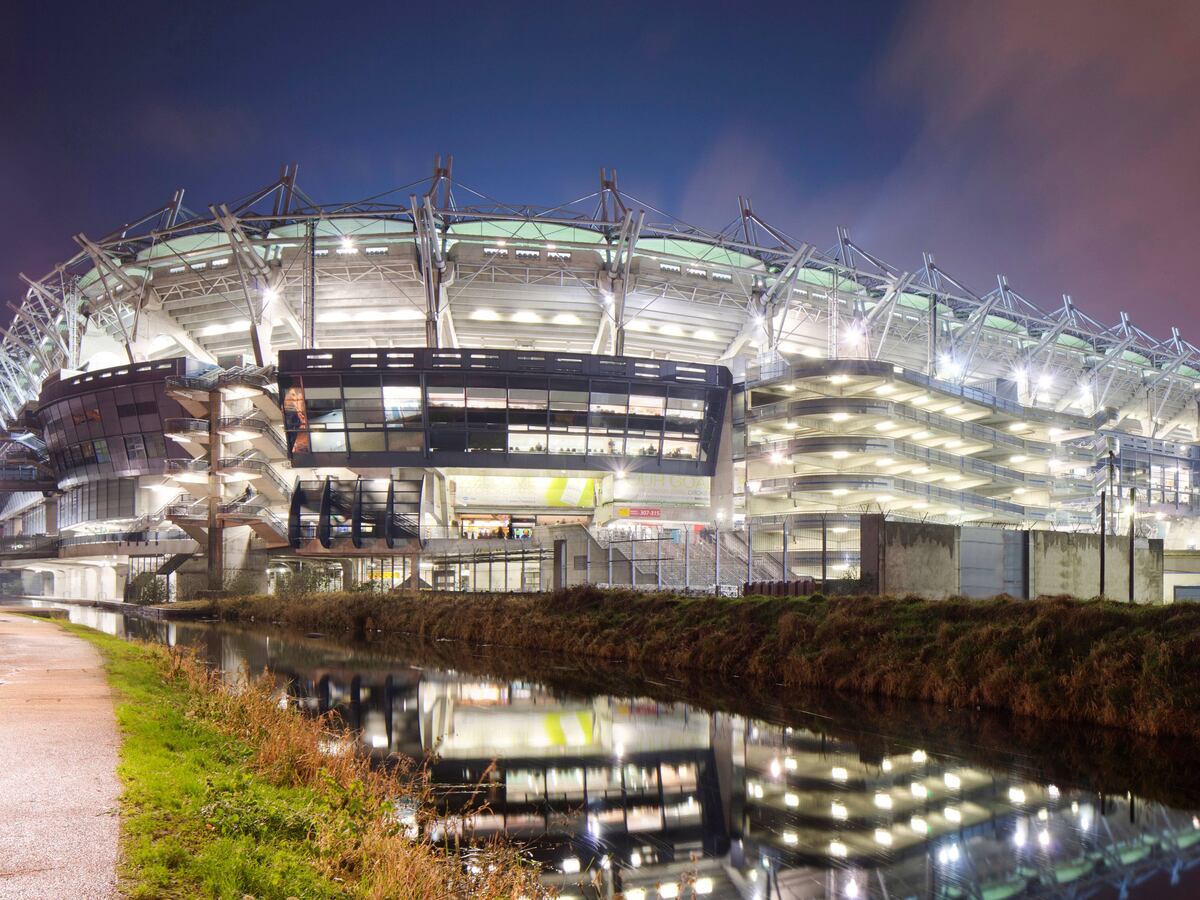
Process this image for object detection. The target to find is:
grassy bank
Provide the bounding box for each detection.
[63,623,544,899]
[210,587,1200,740]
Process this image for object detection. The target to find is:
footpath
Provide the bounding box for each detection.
[0,612,119,899]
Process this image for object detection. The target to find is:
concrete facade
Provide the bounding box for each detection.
[861,515,1164,602]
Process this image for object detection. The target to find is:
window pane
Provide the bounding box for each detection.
[310,431,347,453]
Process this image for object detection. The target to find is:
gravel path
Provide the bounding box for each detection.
[0,613,119,899]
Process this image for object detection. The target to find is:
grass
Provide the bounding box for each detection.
[61,622,546,899]
[207,586,1200,740]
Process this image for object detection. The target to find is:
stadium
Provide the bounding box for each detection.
[1,158,1198,601]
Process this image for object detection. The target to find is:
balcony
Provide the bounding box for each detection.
[163,417,210,445]
[165,458,213,485]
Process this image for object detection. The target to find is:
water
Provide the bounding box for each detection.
[25,600,1200,899]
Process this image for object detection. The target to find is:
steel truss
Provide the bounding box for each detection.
[4,157,1199,443]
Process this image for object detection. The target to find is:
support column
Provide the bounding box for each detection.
[206,389,224,591]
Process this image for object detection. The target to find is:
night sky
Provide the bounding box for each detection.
[4,1,1199,339]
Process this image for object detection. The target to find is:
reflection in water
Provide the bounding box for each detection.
[33,600,1200,899]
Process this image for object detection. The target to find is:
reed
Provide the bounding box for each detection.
[211,587,1200,740]
[66,623,547,899]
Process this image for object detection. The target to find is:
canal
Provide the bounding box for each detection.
[29,600,1200,899]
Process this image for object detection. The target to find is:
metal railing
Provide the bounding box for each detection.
[217,455,293,496]
[163,417,210,436]
[217,414,288,456]
[166,458,211,476]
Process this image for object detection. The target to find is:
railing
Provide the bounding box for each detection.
[165,372,220,392]
[217,455,293,496]
[166,458,210,476]
[218,365,276,394]
[0,535,59,556]
[0,466,54,483]
[746,357,1114,431]
[163,417,210,436]
[749,396,1095,460]
[748,435,1094,494]
[217,415,288,456]
[60,528,192,547]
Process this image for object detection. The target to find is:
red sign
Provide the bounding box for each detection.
[618,506,661,518]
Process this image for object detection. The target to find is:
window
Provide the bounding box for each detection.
[310,431,347,453]
[509,388,548,409]
[124,435,146,461]
[588,435,624,456]
[550,389,588,410]
[629,394,666,416]
[627,436,660,457]
[387,431,424,452]
[663,439,699,460]
[348,431,387,452]
[590,391,628,415]
[549,433,586,454]
[508,430,547,453]
[379,385,419,426]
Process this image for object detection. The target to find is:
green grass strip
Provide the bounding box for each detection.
[63,623,347,899]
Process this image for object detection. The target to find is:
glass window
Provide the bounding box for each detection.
[348,431,387,452]
[629,394,665,415]
[663,439,699,459]
[509,388,547,409]
[590,391,628,414]
[467,387,506,409]
[550,390,588,411]
[343,399,384,426]
[588,435,624,456]
[310,431,347,453]
[383,385,422,425]
[508,430,547,453]
[387,431,424,452]
[468,431,506,452]
[430,430,467,452]
[428,385,465,407]
[628,436,660,457]
[124,435,146,461]
[549,433,587,455]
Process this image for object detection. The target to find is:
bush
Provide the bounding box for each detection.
[128,572,168,606]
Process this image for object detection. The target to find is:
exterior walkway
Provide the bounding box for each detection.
[0,612,119,899]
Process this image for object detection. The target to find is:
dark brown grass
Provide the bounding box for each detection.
[210,587,1200,741]
[163,644,549,898]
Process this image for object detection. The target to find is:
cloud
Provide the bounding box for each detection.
[855,1,1200,335]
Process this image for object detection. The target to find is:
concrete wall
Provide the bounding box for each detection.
[1028,532,1163,602]
[862,516,1164,602]
[861,516,959,599]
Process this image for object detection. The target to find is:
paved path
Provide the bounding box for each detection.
[0,613,119,899]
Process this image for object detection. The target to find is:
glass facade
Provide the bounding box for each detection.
[279,352,728,475]
[38,370,186,480]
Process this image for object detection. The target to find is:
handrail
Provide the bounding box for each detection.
[0,466,54,482]
[218,455,293,495]
[746,357,1115,432]
[163,417,210,434]
[166,457,210,474]
[748,435,1094,493]
[748,396,1094,459]
[217,415,288,455]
